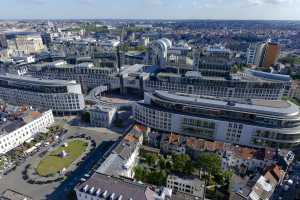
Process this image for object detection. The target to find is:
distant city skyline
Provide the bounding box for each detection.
[0,0,300,20]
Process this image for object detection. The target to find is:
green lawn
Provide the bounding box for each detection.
[36,140,88,177]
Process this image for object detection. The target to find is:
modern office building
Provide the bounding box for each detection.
[30,61,119,93]
[0,74,85,115]
[147,38,193,72]
[0,34,8,49]
[41,32,52,47]
[88,105,117,128]
[122,51,146,65]
[144,69,292,101]
[30,61,292,101]
[247,41,280,68]
[0,108,54,154]
[247,43,261,65]
[260,41,280,68]
[193,46,233,77]
[147,38,172,67]
[133,90,300,148]
[29,57,292,101]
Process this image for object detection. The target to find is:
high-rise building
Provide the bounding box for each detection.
[0,34,8,49]
[41,32,52,47]
[247,41,280,68]
[260,42,280,68]
[246,43,261,65]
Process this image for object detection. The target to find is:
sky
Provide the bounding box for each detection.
[0,0,300,20]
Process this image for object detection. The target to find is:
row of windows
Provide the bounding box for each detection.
[0,113,54,153]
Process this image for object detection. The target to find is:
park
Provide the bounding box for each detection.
[36,139,88,177]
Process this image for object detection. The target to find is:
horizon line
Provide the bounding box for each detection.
[1,18,300,22]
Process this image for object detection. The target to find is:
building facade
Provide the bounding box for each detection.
[0,74,85,115]
[133,91,300,148]
[7,34,45,56]
[30,61,120,93]
[193,47,233,77]
[144,69,292,101]
[247,41,280,68]
[88,105,117,128]
[167,175,205,198]
[0,109,54,155]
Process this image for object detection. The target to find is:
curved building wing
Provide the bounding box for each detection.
[133,91,300,149]
[0,74,85,115]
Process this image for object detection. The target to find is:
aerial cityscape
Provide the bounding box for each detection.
[0,1,300,200]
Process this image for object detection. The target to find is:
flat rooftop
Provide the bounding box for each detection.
[0,74,78,86]
[152,90,300,117]
[31,61,115,70]
[155,69,291,83]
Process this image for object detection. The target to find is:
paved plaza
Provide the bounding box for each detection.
[0,117,121,200]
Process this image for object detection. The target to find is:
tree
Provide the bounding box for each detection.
[145,153,159,167]
[223,170,233,185]
[146,170,167,186]
[172,154,194,175]
[134,166,146,181]
[196,153,222,183]
[158,156,166,169]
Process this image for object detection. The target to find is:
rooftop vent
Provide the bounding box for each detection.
[102,190,108,198]
[110,193,115,199]
[117,195,123,200]
[96,188,101,196]
[83,185,89,192]
[89,187,95,194]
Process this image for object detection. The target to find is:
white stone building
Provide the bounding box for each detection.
[88,105,117,128]
[167,175,205,198]
[7,34,45,56]
[0,109,54,155]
